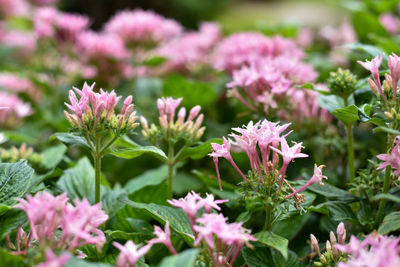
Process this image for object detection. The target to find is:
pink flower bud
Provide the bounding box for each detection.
[330,231,337,245]
[337,222,346,244]
[157,99,165,116]
[140,116,149,131]
[177,107,186,123]
[310,234,320,255]
[187,105,201,121]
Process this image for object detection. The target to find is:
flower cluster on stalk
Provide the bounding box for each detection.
[140,97,205,145]
[7,191,108,261]
[209,120,326,202]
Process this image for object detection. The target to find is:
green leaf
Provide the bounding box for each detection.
[309,201,357,222]
[124,165,168,194]
[331,105,360,125]
[271,249,300,267]
[124,200,194,245]
[254,231,288,259]
[105,229,152,241]
[56,157,96,204]
[163,74,217,108]
[378,211,400,235]
[241,245,272,267]
[109,138,167,162]
[101,187,128,218]
[373,126,400,136]
[318,94,345,112]
[52,132,90,149]
[0,208,26,240]
[272,213,311,240]
[0,248,27,267]
[372,193,400,203]
[352,12,389,41]
[296,83,331,95]
[41,144,67,169]
[304,182,358,203]
[65,257,113,267]
[0,160,35,206]
[175,138,222,162]
[143,56,167,67]
[346,43,386,58]
[157,249,199,267]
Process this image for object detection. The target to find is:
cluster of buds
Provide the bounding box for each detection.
[327,68,358,101]
[209,120,326,202]
[140,97,205,144]
[310,222,347,266]
[64,82,138,136]
[0,143,43,164]
[358,54,400,106]
[169,192,256,267]
[8,191,108,256]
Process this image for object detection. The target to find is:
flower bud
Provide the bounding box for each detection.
[177,107,186,124]
[157,99,165,116]
[329,231,337,245]
[326,240,332,254]
[310,234,320,255]
[188,105,201,121]
[140,116,149,131]
[368,78,379,97]
[337,222,346,244]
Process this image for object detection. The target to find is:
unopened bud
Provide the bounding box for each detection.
[177,107,186,124]
[157,99,165,116]
[332,244,339,261]
[368,78,379,97]
[326,240,332,254]
[385,111,394,120]
[310,234,320,255]
[193,114,204,131]
[188,105,201,121]
[337,222,346,244]
[330,231,337,245]
[140,116,149,131]
[159,115,168,131]
[383,79,391,93]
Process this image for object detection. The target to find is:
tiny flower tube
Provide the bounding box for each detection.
[358,55,386,101]
[286,165,327,198]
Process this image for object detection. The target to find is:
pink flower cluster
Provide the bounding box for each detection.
[34,7,90,42]
[337,233,400,267]
[64,82,138,133]
[358,53,400,102]
[155,22,221,72]
[13,191,108,255]
[0,27,36,54]
[0,72,41,102]
[0,91,32,128]
[212,33,305,73]
[0,0,29,18]
[104,9,182,45]
[210,120,326,196]
[140,97,205,142]
[377,139,400,176]
[169,191,255,267]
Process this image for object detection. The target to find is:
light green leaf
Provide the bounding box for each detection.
[65,257,113,267]
[373,126,400,136]
[346,43,386,58]
[378,211,400,235]
[351,12,389,41]
[41,144,67,169]
[331,105,360,125]
[254,231,288,259]
[372,193,400,203]
[109,138,167,162]
[309,201,357,222]
[0,160,35,206]
[124,200,194,245]
[158,249,199,267]
[318,94,345,112]
[0,248,27,267]
[124,165,168,194]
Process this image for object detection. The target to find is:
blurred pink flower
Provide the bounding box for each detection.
[377,143,400,175]
[0,73,41,102]
[379,13,399,35]
[0,92,32,128]
[113,241,152,267]
[36,249,70,267]
[104,9,182,45]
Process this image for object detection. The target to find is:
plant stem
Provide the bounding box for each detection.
[375,165,391,226]
[346,124,355,184]
[94,135,102,203]
[263,205,273,231]
[167,142,175,200]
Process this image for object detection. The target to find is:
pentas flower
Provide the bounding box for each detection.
[336,233,400,267]
[104,9,182,46]
[64,82,138,134]
[286,164,327,198]
[36,249,70,267]
[14,191,108,255]
[377,143,400,175]
[149,222,176,254]
[0,28,36,55]
[0,92,32,128]
[0,0,29,18]
[0,72,41,102]
[193,213,256,266]
[389,53,400,98]
[113,241,152,267]
[168,191,227,226]
[358,55,385,100]
[141,97,205,143]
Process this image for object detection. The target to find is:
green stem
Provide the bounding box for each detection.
[346,124,355,184]
[167,142,175,200]
[94,135,102,203]
[375,165,392,226]
[263,205,273,231]
[100,135,119,155]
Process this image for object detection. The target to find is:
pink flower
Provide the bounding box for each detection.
[157,97,182,123]
[379,13,399,35]
[201,193,228,213]
[389,53,400,97]
[377,143,400,175]
[149,222,176,254]
[358,55,385,100]
[113,241,152,267]
[0,92,32,128]
[104,9,182,45]
[286,165,327,198]
[168,191,203,225]
[36,249,70,267]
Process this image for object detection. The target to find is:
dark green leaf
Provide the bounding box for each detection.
[309,201,357,222]
[254,231,288,259]
[0,160,35,206]
[157,249,199,267]
[372,193,400,203]
[378,211,400,235]
[175,139,221,162]
[373,126,400,135]
[0,248,27,267]
[52,132,90,149]
[271,249,300,267]
[124,200,194,245]
[241,245,272,267]
[296,83,331,95]
[0,208,26,240]
[305,182,358,202]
